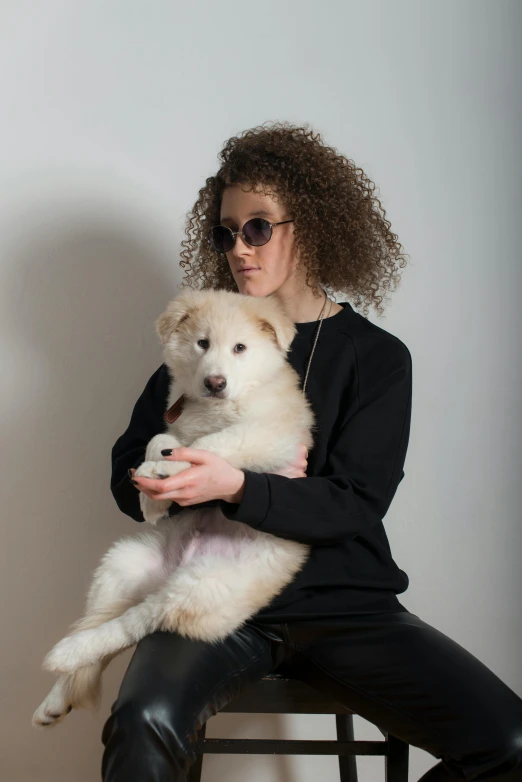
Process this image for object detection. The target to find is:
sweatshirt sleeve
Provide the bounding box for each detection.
[110,364,219,522]
[218,339,412,545]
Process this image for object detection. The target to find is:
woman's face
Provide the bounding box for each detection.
[219,183,300,298]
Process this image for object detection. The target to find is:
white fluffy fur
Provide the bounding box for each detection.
[33,289,315,728]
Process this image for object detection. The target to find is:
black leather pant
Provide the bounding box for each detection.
[101,609,522,782]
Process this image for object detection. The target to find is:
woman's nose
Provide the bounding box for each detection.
[229,232,254,258]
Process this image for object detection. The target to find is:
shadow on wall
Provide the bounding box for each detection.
[2,201,179,563]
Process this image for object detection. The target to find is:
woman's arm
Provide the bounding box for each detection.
[219,340,412,545]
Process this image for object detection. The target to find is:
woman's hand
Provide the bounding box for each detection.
[129,443,309,507]
[130,448,246,506]
[270,444,309,479]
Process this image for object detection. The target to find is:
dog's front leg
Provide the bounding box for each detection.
[190,424,299,473]
[189,430,244,464]
[144,432,184,462]
[137,432,190,524]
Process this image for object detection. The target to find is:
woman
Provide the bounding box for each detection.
[104,122,522,781]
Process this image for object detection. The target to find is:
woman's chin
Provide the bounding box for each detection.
[237,280,262,296]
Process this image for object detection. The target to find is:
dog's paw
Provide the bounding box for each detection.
[134,460,163,480]
[136,459,192,524]
[144,433,183,462]
[32,684,72,729]
[43,633,94,674]
[135,459,191,480]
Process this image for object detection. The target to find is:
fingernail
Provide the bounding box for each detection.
[161,449,172,456]
[128,469,133,478]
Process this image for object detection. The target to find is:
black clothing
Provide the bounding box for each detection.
[110,302,412,620]
[101,614,522,781]
[106,302,522,781]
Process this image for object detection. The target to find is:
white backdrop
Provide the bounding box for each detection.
[1,1,521,780]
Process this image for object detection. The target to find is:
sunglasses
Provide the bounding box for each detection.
[208,218,294,254]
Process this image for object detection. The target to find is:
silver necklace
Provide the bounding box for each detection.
[302,289,332,394]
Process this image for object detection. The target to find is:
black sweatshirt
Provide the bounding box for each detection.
[111,302,412,621]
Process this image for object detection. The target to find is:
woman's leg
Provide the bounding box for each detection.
[282,611,522,781]
[101,621,286,782]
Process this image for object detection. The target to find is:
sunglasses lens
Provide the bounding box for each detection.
[210,218,272,253]
[210,225,234,253]
[243,218,272,246]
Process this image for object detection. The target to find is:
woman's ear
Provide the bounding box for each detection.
[154,291,199,345]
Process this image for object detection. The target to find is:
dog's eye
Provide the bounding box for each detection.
[197,339,209,350]
[234,343,246,353]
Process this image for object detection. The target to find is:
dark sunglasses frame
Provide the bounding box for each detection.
[208,218,294,254]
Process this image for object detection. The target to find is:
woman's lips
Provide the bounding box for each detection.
[238,268,260,275]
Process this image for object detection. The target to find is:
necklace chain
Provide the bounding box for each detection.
[302,289,331,395]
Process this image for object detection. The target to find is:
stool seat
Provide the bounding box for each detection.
[188,671,409,781]
[220,671,355,715]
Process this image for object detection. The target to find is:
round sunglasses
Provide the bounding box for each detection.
[208,217,294,254]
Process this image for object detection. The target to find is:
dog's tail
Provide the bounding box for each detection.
[66,663,103,710]
[66,651,120,712]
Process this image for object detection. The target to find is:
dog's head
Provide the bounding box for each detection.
[155,289,297,401]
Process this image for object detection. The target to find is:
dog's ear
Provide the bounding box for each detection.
[154,292,199,345]
[258,317,296,353]
[256,299,297,354]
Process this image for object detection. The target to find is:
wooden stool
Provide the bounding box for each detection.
[188,672,409,781]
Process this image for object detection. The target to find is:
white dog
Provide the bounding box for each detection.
[33,289,315,728]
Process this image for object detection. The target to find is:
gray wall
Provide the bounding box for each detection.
[1,1,520,780]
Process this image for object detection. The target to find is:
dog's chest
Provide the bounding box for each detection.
[167,402,239,443]
[161,507,258,569]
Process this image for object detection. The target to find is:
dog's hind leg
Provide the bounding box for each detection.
[33,674,77,729]
[42,588,167,673]
[81,531,169,620]
[32,653,118,728]
[40,534,169,675]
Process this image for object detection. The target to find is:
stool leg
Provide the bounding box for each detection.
[385,732,409,782]
[335,714,358,782]
[187,722,206,782]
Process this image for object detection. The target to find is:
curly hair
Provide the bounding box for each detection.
[179,121,410,318]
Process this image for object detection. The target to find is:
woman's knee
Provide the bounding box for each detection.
[448,723,522,781]
[494,728,522,775]
[102,692,197,761]
[101,693,198,781]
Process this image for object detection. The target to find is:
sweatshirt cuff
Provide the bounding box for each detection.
[219,470,269,528]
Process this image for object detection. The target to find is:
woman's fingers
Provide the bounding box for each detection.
[129,467,172,499]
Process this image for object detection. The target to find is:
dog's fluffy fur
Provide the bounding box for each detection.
[33,289,315,728]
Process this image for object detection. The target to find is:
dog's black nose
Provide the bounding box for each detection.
[204,375,227,393]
